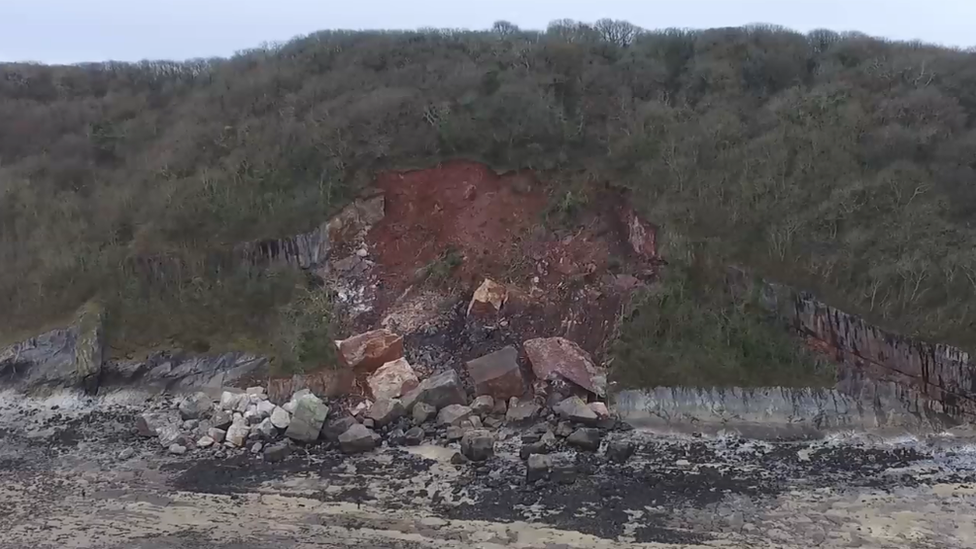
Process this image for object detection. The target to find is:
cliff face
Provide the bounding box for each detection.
[728,267,976,418]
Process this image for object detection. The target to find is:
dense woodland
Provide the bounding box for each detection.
[2,20,976,384]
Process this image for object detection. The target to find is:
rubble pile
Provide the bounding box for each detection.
[133,317,638,482]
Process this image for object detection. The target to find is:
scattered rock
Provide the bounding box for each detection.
[219,391,246,412]
[336,329,404,373]
[367,398,405,427]
[450,452,469,465]
[526,454,552,482]
[437,404,473,426]
[606,440,635,463]
[322,414,358,442]
[491,398,508,416]
[225,417,249,447]
[168,443,187,455]
[135,412,178,437]
[208,427,226,443]
[284,393,329,442]
[588,401,610,418]
[404,426,424,446]
[470,395,495,415]
[412,402,437,424]
[567,428,603,451]
[197,436,215,448]
[466,346,525,401]
[446,425,466,441]
[182,419,200,431]
[524,337,607,397]
[367,358,420,401]
[402,369,467,411]
[211,410,233,429]
[256,418,277,439]
[157,425,182,448]
[460,429,495,462]
[553,396,598,425]
[263,441,292,463]
[484,416,503,429]
[506,397,541,423]
[339,423,380,453]
[269,406,291,429]
[256,400,276,418]
[251,442,264,454]
[363,418,375,429]
[246,386,266,397]
[243,408,263,425]
[555,421,575,438]
[467,278,508,317]
[387,428,405,446]
[118,448,136,460]
[469,415,483,429]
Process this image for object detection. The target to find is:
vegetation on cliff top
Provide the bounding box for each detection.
[2,20,973,383]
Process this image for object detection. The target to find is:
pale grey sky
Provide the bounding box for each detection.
[3,0,975,64]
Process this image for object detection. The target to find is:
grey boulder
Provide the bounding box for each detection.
[339,423,380,454]
[179,392,213,420]
[460,429,494,462]
[284,393,329,442]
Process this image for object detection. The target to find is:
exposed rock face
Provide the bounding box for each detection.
[524,337,607,397]
[73,301,105,394]
[367,398,405,427]
[338,423,379,453]
[0,327,81,393]
[178,392,213,420]
[436,404,473,426]
[402,369,466,411]
[619,204,659,262]
[284,393,329,442]
[336,329,404,373]
[553,396,598,425]
[460,429,494,461]
[105,352,268,393]
[467,278,507,317]
[466,346,525,401]
[367,358,419,401]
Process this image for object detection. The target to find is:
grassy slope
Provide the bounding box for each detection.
[3,21,975,383]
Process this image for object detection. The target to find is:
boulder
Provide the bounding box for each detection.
[225,417,249,447]
[135,412,178,437]
[460,429,494,462]
[256,418,277,440]
[567,428,603,451]
[588,401,610,418]
[470,395,495,415]
[450,452,469,465]
[336,329,403,373]
[270,406,291,429]
[553,396,598,425]
[251,442,264,454]
[505,397,541,423]
[402,369,466,411]
[211,410,233,429]
[243,408,262,425]
[263,441,292,463]
[157,425,182,448]
[446,424,466,441]
[284,393,329,442]
[367,398,406,427]
[197,436,215,449]
[404,426,425,446]
[466,346,525,400]
[467,278,507,317]
[168,443,187,455]
[523,337,607,396]
[256,400,276,418]
[219,391,246,412]
[606,440,636,463]
[412,402,437,424]
[491,398,508,416]
[436,404,473,426]
[208,427,226,443]
[367,358,419,401]
[339,423,380,454]
[526,454,552,482]
[321,415,358,443]
[246,386,266,397]
[178,392,213,420]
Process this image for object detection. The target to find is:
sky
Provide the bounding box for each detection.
[3,0,975,64]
